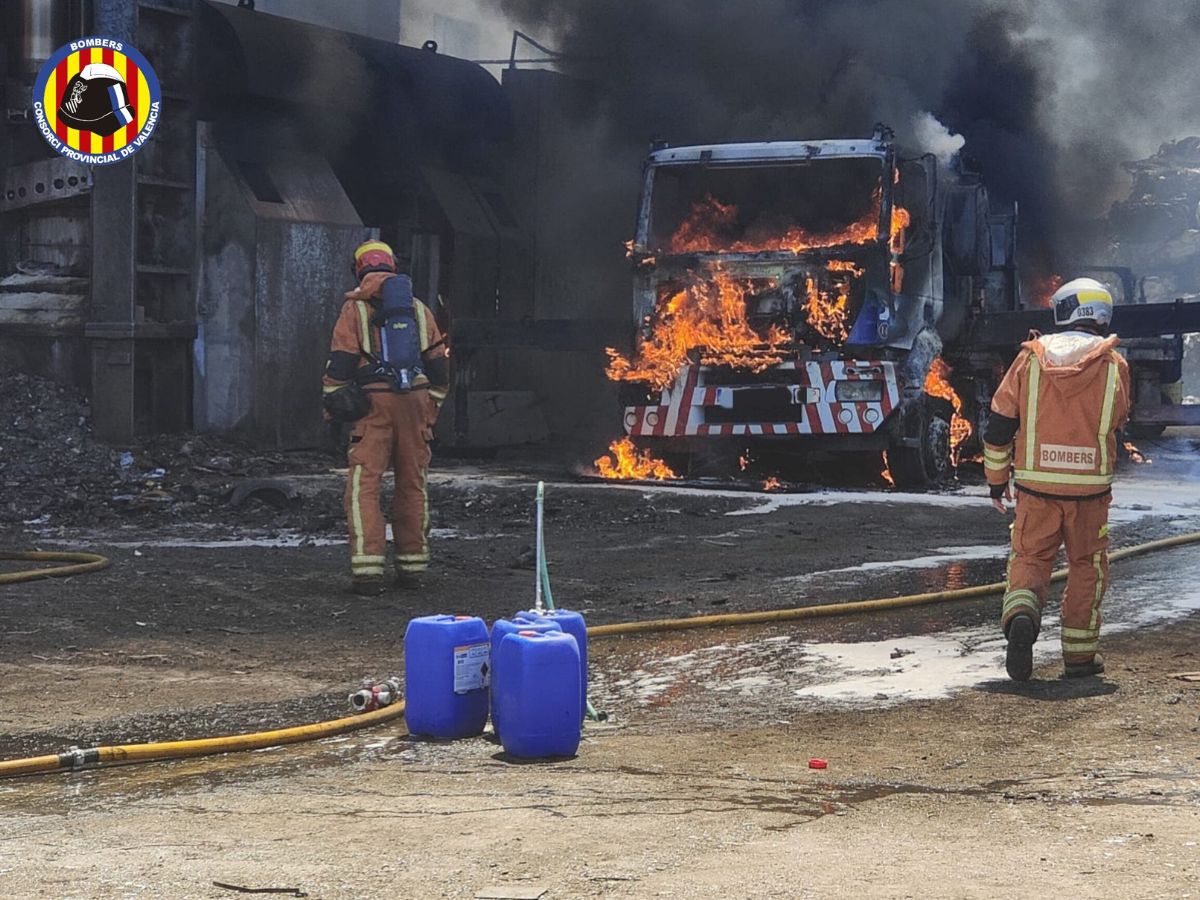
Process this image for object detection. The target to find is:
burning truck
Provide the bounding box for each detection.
[605,125,1019,487]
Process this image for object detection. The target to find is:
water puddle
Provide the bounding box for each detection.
[591,530,1200,712]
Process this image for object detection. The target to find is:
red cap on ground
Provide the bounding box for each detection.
[808,758,828,769]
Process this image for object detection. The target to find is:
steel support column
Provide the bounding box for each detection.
[87,0,139,442]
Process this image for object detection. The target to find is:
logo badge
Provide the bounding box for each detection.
[32,37,161,166]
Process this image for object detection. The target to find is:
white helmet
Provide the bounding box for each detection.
[1050,277,1114,330]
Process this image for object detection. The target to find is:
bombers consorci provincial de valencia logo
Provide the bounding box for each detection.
[32,37,161,166]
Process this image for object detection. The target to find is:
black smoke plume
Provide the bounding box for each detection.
[500,0,1200,276]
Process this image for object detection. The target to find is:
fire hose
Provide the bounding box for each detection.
[1,529,1199,779]
[0,550,111,585]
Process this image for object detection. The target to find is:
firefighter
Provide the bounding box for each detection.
[983,277,1131,681]
[322,240,450,596]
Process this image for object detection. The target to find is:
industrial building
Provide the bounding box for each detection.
[1,0,625,449]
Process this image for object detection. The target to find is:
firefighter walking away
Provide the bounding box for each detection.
[322,240,450,596]
[983,277,1131,681]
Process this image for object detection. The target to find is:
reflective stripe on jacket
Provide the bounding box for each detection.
[323,272,449,406]
[984,333,1131,498]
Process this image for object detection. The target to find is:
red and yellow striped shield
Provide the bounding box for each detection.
[32,37,162,166]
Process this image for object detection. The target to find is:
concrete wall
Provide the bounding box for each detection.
[195,130,365,448]
[253,220,363,448]
[195,134,256,437]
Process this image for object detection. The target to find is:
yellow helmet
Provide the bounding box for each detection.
[353,240,396,279]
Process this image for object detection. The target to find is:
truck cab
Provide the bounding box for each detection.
[613,126,1017,486]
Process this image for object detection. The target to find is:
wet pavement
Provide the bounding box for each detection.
[2,436,1198,799]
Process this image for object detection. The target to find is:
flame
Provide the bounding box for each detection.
[762,475,782,491]
[890,205,910,293]
[614,184,911,390]
[606,270,790,390]
[738,453,750,472]
[1123,441,1150,464]
[595,437,678,480]
[804,261,864,345]
[1029,273,1064,309]
[667,189,900,255]
[880,450,895,487]
[923,357,973,466]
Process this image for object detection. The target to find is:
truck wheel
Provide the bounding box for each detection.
[888,397,951,489]
[1126,393,1172,440]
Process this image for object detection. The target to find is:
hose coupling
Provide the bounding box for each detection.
[58,746,100,770]
[349,677,403,713]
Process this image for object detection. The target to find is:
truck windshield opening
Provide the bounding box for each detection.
[649,158,886,255]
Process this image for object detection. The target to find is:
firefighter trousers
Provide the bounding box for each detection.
[1001,491,1111,665]
[344,390,436,580]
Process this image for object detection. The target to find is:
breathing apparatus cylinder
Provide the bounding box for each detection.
[373,275,424,392]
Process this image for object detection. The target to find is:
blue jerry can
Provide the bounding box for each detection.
[404,615,490,739]
[519,608,587,720]
[495,630,582,759]
[490,616,562,739]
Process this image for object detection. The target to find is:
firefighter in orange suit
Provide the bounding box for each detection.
[983,277,1130,681]
[322,240,450,595]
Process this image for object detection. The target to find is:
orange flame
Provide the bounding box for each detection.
[738,453,751,471]
[1123,441,1150,464]
[606,271,790,390]
[880,450,895,487]
[923,358,973,466]
[614,185,911,390]
[1029,273,1065,309]
[595,438,679,480]
[668,189,901,255]
[805,261,864,345]
[762,475,783,491]
[890,205,910,293]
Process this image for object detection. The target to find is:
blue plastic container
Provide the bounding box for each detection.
[404,614,490,739]
[519,608,587,719]
[495,630,582,758]
[490,616,562,739]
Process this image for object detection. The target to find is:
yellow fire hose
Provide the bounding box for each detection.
[0,550,111,585]
[589,531,1200,636]
[1,530,1198,779]
[0,702,407,779]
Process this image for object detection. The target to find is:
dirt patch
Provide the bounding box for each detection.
[1,466,1199,897]
[0,616,1198,899]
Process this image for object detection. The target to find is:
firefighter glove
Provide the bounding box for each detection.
[323,382,371,422]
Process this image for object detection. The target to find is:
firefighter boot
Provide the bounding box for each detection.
[1005,614,1037,682]
[352,575,387,597]
[1063,653,1105,679]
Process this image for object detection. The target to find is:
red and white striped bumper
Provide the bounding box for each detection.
[623,360,901,437]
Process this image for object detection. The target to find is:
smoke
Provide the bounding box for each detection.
[499,0,1200,271]
[912,113,966,166]
[399,0,514,61]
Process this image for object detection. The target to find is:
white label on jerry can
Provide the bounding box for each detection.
[453,642,490,694]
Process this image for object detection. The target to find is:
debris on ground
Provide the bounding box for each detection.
[0,373,334,529]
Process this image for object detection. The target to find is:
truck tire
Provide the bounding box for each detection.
[1126,395,1171,440]
[888,396,951,489]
